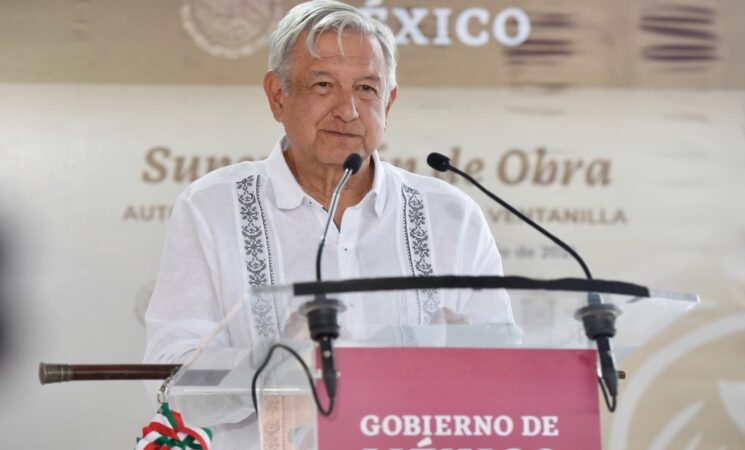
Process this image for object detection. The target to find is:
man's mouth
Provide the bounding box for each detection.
[323,130,361,138]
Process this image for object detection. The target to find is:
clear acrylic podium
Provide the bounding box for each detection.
[166,276,698,449]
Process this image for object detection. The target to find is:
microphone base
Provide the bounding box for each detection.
[299,297,346,341]
[575,301,623,400]
[575,302,622,340]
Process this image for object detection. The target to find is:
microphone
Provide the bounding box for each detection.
[301,152,363,405]
[344,153,364,173]
[427,152,621,411]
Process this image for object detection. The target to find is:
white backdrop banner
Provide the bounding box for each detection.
[1,83,744,448]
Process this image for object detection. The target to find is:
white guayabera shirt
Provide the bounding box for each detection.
[144,137,512,450]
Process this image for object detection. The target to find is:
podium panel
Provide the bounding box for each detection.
[317,347,599,450]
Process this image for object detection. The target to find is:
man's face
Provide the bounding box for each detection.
[265,30,396,169]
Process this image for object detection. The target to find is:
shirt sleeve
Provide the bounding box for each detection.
[458,199,504,276]
[144,193,228,365]
[143,193,254,425]
[456,200,515,325]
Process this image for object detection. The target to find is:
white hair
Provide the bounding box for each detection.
[267,0,398,101]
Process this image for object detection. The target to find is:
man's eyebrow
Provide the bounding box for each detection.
[308,70,335,78]
[306,71,381,84]
[357,75,382,84]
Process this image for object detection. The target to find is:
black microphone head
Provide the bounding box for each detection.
[427,152,451,172]
[343,153,363,174]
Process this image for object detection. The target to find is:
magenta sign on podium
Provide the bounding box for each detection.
[318,348,600,450]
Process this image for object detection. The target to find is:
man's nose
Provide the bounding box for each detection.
[332,89,359,122]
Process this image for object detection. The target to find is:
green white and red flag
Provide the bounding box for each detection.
[136,403,212,450]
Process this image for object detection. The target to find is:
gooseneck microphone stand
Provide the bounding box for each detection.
[426,152,622,412]
[300,153,363,409]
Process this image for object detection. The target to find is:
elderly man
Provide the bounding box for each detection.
[145,0,510,448]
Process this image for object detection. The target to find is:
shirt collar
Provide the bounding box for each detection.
[265,136,387,218]
[265,137,306,210]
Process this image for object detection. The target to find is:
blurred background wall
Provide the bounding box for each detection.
[0,0,743,448]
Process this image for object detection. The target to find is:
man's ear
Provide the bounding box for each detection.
[385,86,398,118]
[263,71,285,122]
